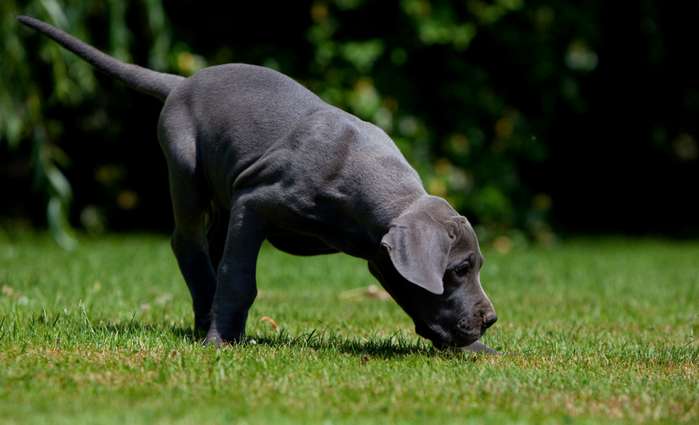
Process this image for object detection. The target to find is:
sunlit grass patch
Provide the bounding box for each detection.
[0,234,697,424]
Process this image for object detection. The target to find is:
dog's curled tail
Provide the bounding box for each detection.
[17,15,184,101]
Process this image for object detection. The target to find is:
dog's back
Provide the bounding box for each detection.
[163,64,423,223]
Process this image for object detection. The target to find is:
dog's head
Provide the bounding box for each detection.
[369,196,497,348]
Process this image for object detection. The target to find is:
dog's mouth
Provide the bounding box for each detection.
[415,322,480,349]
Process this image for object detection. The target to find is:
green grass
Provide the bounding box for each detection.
[0,233,697,425]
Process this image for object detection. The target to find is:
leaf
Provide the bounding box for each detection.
[260,316,279,331]
[45,166,72,201]
[339,285,390,301]
[47,197,77,251]
[39,0,68,27]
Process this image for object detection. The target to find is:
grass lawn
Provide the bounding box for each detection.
[0,233,697,424]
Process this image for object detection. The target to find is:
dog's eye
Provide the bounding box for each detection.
[449,253,476,276]
[450,260,471,276]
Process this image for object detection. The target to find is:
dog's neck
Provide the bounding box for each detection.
[367,191,426,247]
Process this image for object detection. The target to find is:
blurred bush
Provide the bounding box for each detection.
[1,0,177,247]
[1,0,697,244]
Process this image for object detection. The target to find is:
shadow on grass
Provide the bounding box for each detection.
[249,330,439,358]
[94,320,465,359]
[14,312,495,359]
[14,310,486,359]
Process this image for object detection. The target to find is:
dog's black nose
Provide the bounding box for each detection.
[483,313,498,329]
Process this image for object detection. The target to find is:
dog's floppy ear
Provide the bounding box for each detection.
[380,211,452,295]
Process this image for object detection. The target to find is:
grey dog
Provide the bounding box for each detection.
[19,16,497,351]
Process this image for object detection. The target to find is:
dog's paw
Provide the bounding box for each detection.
[203,330,225,347]
[202,326,246,347]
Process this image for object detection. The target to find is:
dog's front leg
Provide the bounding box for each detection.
[205,201,266,345]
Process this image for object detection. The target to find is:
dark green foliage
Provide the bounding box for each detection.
[1,0,177,245]
[2,1,698,243]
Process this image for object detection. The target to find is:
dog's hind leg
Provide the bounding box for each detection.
[205,197,267,345]
[160,109,217,335]
[169,183,217,335]
[206,205,230,273]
